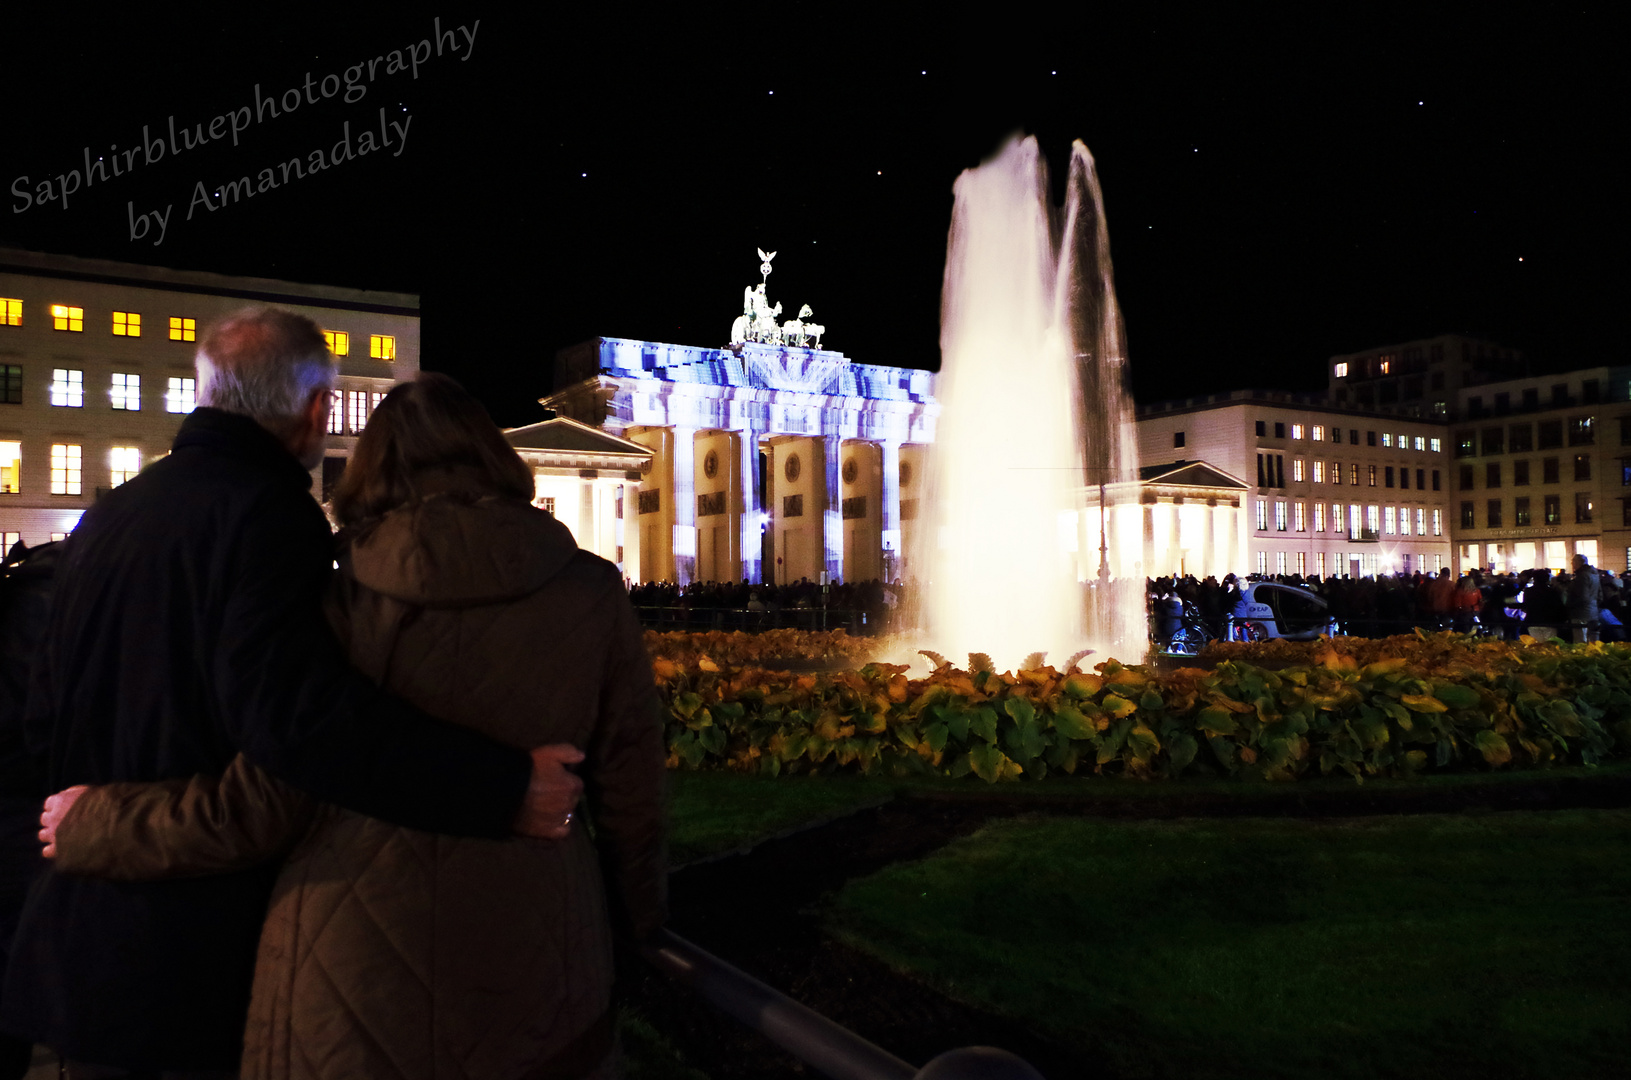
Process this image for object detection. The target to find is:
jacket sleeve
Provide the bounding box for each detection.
[212,484,531,838]
[584,580,668,941]
[52,753,318,881]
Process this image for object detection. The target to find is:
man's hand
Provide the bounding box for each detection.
[512,745,585,839]
[40,785,89,859]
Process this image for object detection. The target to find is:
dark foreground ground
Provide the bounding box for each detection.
[624,767,1631,1079]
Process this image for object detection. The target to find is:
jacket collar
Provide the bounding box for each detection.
[171,407,314,490]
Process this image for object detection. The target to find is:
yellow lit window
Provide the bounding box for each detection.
[109,446,141,486]
[50,443,82,495]
[169,317,196,342]
[0,299,20,326]
[369,334,395,361]
[323,330,350,357]
[0,441,20,494]
[112,311,142,337]
[51,305,84,332]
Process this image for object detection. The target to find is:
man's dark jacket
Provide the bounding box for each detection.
[0,409,532,1069]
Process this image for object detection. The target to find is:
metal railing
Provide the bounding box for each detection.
[643,929,1046,1079]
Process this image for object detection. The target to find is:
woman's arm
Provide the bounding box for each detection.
[49,752,319,881]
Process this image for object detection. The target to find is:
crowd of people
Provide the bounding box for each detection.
[1148,557,1627,641]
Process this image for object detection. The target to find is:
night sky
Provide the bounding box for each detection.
[2,5,1622,426]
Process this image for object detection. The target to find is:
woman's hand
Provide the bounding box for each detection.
[40,785,89,858]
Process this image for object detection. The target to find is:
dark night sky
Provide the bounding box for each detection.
[2,4,1623,426]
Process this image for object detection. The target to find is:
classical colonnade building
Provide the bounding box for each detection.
[540,337,937,586]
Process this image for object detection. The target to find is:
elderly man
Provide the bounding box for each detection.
[2,309,586,1077]
[1567,552,1601,642]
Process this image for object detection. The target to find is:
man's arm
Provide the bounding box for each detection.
[209,486,544,837]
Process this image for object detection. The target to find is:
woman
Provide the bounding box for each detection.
[46,373,665,1079]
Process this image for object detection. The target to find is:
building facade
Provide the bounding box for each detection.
[1447,365,1631,575]
[0,248,418,554]
[1326,333,1525,418]
[542,337,937,586]
[1136,390,1455,579]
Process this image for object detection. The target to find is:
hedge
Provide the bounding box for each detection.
[653,632,1631,782]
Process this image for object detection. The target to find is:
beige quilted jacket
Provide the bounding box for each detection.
[57,491,668,1079]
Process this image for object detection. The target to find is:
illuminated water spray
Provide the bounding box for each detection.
[914,136,1145,671]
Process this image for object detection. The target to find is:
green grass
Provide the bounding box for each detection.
[667,771,896,865]
[826,809,1631,1080]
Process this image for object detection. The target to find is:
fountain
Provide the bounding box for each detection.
[913,135,1145,671]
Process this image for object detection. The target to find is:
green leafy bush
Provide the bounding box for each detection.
[651,632,1631,782]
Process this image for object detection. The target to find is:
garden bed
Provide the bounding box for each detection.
[653,631,1631,784]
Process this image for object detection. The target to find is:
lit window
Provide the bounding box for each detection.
[1296,552,1306,576]
[109,446,141,486]
[327,396,345,434]
[166,377,196,413]
[169,317,196,342]
[1398,433,1408,448]
[1379,359,1391,374]
[1313,461,1324,483]
[1314,503,1325,531]
[323,330,350,357]
[347,390,370,432]
[1382,433,1393,448]
[369,335,396,361]
[1416,508,1425,535]
[50,369,84,408]
[0,298,21,326]
[1334,362,1348,378]
[1275,501,1287,531]
[112,311,141,337]
[1294,502,1306,532]
[1385,507,1396,535]
[1366,505,1380,534]
[1429,438,1442,453]
[1311,425,1324,442]
[1291,424,1305,440]
[1255,499,1267,530]
[1414,436,1425,451]
[1,532,19,556]
[1332,503,1345,533]
[1256,551,1268,575]
[1293,459,1305,482]
[1276,551,1287,575]
[1350,464,1359,485]
[1316,552,1326,576]
[50,444,82,495]
[110,373,141,411]
[1368,465,1377,486]
[51,305,84,332]
[0,441,19,494]
[371,391,385,411]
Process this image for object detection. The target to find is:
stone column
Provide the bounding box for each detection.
[672,426,697,585]
[822,433,843,583]
[880,440,902,583]
[739,427,763,584]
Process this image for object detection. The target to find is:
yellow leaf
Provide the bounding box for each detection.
[698,655,721,673]
[1400,694,1448,713]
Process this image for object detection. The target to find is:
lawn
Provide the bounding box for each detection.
[826,809,1631,1080]
[666,770,896,865]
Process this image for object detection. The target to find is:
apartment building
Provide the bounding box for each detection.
[0,248,419,553]
[1327,333,1526,418]
[1447,366,1631,575]
[1136,389,1454,579]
